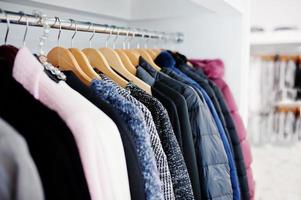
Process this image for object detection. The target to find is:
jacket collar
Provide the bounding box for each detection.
[154,51,176,69]
[136,66,155,86]
[13,47,44,99]
[139,56,157,77]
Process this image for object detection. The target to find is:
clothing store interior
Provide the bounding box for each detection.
[0,0,300,200]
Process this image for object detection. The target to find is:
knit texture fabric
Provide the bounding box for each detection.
[90,79,163,200]
[99,75,175,200]
[127,83,195,200]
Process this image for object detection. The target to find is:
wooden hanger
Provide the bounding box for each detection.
[114,31,153,88]
[47,47,92,85]
[145,49,157,60]
[277,105,300,115]
[115,49,137,75]
[116,49,156,92]
[47,18,92,85]
[69,48,100,79]
[135,49,161,71]
[83,48,128,87]
[46,17,92,85]
[138,48,153,59]
[67,20,100,80]
[99,47,152,94]
[120,29,143,68]
[153,49,161,56]
[123,50,140,67]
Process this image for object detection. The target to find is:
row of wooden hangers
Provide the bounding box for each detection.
[46,18,166,95]
[276,104,301,116]
[257,54,300,62]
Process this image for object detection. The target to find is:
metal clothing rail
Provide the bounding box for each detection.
[0,9,184,43]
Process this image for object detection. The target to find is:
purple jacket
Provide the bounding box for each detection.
[189,59,255,200]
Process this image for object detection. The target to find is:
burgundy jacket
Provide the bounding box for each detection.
[189,59,255,200]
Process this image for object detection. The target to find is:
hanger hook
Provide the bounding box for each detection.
[105,25,113,48]
[17,11,24,22]
[70,19,77,48]
[87,22,95,48]
[4,11,10,45]
[164,32,169,49]
[51,16,58,27]
[164,32,168,48]
[153,31,160,49]
[68,18,74,29]
[18,12,29,47]
[143,29,150,48]
[170,33,177,50]
[160,32,166,49]
[123,28,129,49]
[113,27,120,49]
[129,28,137,49]
[142,29,149,48]
[37,12,49,56]
[136,28,142,49]
[68,19,74,47]
[127,28,134,49]
[150,30,155,48]
[53,16,62,46]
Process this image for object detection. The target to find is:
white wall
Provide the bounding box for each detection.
[250,0,301,55]
[239,0,250,124]
[3,0,133,20]
[129,12,248,119]
[0,1,128,53]
[250,0,301,31]
[130,0,211,20]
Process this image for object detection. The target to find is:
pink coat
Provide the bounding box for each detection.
[13,47,131,200]
[190,59,255,200]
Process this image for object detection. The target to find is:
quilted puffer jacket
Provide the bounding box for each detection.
[190,59,255,200]
[176,63,250,200]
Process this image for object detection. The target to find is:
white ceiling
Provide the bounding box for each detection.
[1,0,243,21]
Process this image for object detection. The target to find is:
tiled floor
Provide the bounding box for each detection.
[252,144,301,200]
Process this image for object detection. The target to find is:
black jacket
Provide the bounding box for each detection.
[137,61,202,200]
